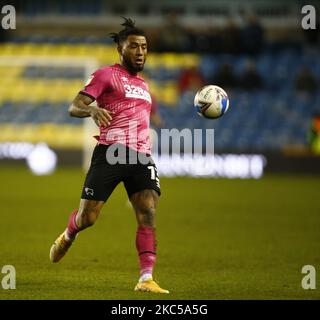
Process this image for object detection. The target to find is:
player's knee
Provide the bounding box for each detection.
[140,201,155,215]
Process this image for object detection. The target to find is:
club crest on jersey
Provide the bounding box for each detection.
[121,76,129,82]
[123,84,151,103]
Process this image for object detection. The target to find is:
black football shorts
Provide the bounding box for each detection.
[81,143,161,202]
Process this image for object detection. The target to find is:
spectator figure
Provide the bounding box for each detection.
[241,15,265,55]
[240,60,263,90]
[295,66,318,94]
[211,62,238,89]
[0,28,8,43]
[221,18,241,54]
[303,21,320,48]
[178,66,205,93]
[158,12,191,52]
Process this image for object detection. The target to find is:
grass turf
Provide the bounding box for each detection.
[0,166,319,300]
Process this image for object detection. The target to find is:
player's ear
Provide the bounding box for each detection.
[117,44,122,55]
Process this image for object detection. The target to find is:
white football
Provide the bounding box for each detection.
[194,85,230,119]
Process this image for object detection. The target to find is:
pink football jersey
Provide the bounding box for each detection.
[80,64,152,154]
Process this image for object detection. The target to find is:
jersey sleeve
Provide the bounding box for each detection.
[80,68,111,101]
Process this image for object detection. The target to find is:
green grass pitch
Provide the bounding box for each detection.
[0,166,319,300]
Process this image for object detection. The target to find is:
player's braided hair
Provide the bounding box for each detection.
[109,17,146,44]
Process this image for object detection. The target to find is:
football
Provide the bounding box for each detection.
[194,85,230,119]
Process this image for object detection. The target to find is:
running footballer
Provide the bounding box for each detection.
[49,18,169,294]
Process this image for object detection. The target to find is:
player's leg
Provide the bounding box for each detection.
[75,198,105,231]
[49,199,104,263]
[131,189,158,278]
[131,188,157,227]
[66,198,105,239]
[130,189,168,293]
[124,158,168,293]
[50,144,119,263]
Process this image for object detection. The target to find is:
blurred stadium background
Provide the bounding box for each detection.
[0,0,320,173]
[0,0,320,300]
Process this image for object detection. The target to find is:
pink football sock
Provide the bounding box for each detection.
[136,226,157,279]
[66,209,79,240]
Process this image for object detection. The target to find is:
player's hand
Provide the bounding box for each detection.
[89,106,113,127]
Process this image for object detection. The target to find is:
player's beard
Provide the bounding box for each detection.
[123,54,145,74]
